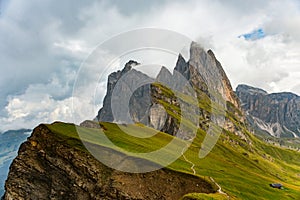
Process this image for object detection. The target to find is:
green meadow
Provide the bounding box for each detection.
[46,120,300,200]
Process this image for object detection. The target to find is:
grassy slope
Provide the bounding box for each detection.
[46,121,300,200]
[181,193,228,200]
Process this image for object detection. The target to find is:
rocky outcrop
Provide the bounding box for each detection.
[189,42,240,109]
[3,124,215,200]
[96,60,152,125]
[236,84,300,138]
[96,42,243,137]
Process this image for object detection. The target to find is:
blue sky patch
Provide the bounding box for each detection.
[0,0,10,17]
[239,28,265,41]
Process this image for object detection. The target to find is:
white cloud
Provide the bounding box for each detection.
[0,67,79,131]
[1,94,77,131]
[0,79,98,131]
[215,34,300,93]
[53,40,92,55]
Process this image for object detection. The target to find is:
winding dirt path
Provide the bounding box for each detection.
[210,177,230,199]
[181,143,196,175]
[180,142,230,199]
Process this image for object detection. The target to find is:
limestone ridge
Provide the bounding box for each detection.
[236,84,300,138]
[96,41,242,137]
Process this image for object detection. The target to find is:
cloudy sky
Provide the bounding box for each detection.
[1,0,300,131]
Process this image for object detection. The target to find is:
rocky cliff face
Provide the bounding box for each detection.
[97,60,153,125]
[3,124,215,200]
[236,84,300,138]
[189,42,240,109]
[96,42,242,137]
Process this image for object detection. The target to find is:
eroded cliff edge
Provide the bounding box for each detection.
[3,123,215,200]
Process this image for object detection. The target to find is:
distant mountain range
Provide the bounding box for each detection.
[236,84,300,138]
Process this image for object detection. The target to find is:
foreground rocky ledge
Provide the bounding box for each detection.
[3,124,215,200]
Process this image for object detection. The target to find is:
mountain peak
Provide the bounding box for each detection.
[122,60,140,73]
[156,66,172,82]
[236,84,268,95]
[188,43,240,108]
[189,42,207,67]
[207,49,216,59]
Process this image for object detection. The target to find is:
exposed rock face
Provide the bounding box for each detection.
[96,42,242,137]
[189,42,240,108]
[149,104,167,131]
[174,53,208,93]
[207,50,240,109]
[3,124,215,200]
[236,84,300,138]
[96,60,153,125]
